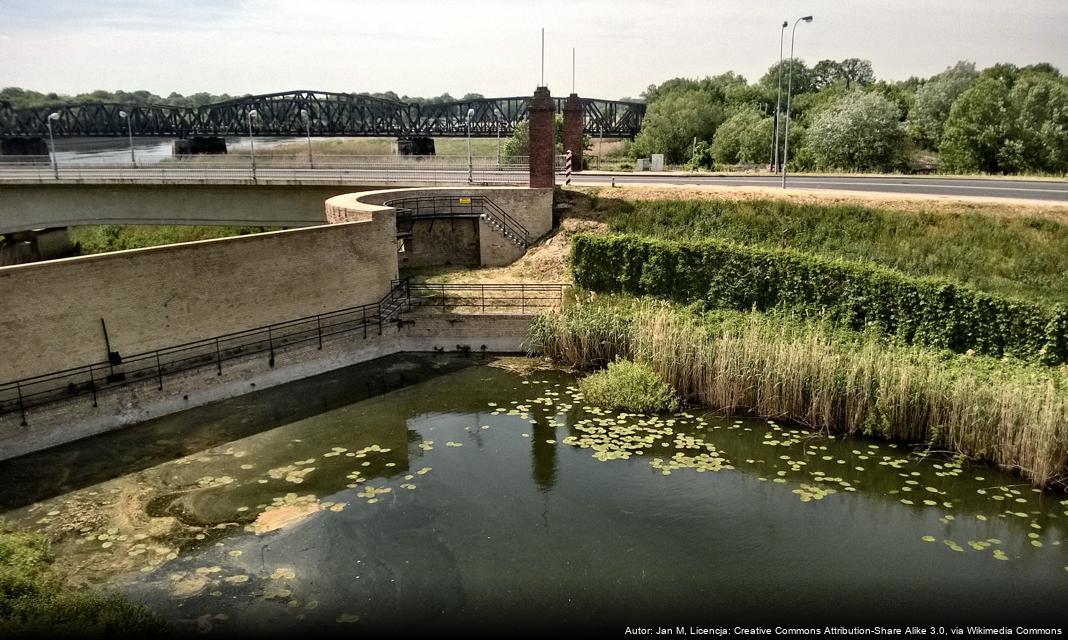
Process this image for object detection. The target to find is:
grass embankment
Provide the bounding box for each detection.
[0,529,162,637]
[529,298,1068,487]
[600,196,1068,304]
[69,225,281,255]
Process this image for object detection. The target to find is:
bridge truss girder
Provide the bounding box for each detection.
[0,91,645,140]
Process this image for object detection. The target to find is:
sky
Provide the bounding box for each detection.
[1,0,1067,100]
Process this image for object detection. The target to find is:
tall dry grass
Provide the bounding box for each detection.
[529,299,1068,486]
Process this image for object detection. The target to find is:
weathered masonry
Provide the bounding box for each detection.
[0,186,556,459]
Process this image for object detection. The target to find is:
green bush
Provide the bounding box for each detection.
[569,233,1067,365]
[0,530,163,637]
[578,360,679,413]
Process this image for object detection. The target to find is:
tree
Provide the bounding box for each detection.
[837,58,875,89]
[939,77,1019,173]
[811,60,842,90]
[632,87,726,163]
[710,108,772,165]
[1012,75,1068,173]
[804,90,906,171]
[907,61,978,148]
[759,60,815,96]
[811,58,874,90]
[941,73,1068,174]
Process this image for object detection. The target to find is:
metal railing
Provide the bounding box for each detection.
[0,155,531,185]
[0,280,569,423]
[385,195,530,248]
[0,280,410,425]
[408,282,570,313]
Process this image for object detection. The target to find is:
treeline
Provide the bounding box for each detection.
[0,87,239,109]
[632,60,1068,175]
[0,87,488,110]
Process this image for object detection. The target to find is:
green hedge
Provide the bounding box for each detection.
[570,234,1068,365]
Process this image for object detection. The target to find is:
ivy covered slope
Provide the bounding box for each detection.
[570,233,1067,365]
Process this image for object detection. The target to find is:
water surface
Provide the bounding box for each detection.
[2,354,1066,633]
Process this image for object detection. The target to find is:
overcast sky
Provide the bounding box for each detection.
[1,0,1066,100]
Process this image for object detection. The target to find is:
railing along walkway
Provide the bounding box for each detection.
[0,280,569,424]
[385,195,530,248]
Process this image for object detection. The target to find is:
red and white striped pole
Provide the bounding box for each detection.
[564,149,572,186]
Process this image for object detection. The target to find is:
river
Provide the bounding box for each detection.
[1,353,1064,633]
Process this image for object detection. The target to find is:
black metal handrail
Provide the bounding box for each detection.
[407,282,570,313]
[384,195,529,248]
[0,280,569,424]
[0,279,413,425]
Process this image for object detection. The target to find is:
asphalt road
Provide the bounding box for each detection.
[2,164,1065,202]
[570,173,1068,202]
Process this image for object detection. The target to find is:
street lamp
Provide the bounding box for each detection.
[46,112,60,179]
[300,108,313,167]
[247,109,258,180]
[496,118,502,170]
[466,107,475,184]
[782,15,813,189]
[771,20,788,172]
[119,110,135,165]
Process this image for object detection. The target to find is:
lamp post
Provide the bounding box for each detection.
[300,108,313,167]
[496,119,502,170]
[782,15,813,189]
[466,107,475,184]
[771,20,787,172]
[119,110,135,165]
[247,109,258,180]
[46,112,60,179]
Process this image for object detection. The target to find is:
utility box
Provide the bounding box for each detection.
[634,158,649,171]
[651,154,665,171]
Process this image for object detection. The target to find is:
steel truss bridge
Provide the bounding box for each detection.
[0,90,645,140]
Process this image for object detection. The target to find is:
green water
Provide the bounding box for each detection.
[2,354,1066,633]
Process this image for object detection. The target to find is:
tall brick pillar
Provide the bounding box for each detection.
[528,86,556,188]
[563,93,584,172]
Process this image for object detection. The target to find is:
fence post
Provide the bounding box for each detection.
[363,307,368,339]
[482,283,486,313]
[316,316,323,350]
[16,381,27,427]
[267,327,275,368]
[440,284,446,311]
[215,338,222,375]
[522,284,527,314]
[88,363,98,407]
[155,352,163,390]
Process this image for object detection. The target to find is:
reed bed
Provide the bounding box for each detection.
[529,298,1068,486]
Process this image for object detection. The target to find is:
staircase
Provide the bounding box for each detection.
[385,195,529,250]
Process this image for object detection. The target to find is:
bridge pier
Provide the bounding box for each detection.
[396,136,436,156]
[1,137,49,156]
[173,136,228,156]
[528,87,556,188]
[563,94,584,171]
[0,227,75,266]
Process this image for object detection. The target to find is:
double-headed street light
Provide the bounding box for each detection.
[118,110,135,165]
[466,108,475,184]
[247,109,259,180]
[46,112,60,179]
[782,15,813,189]
[771,20,788,172]
[300,108,313,167]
